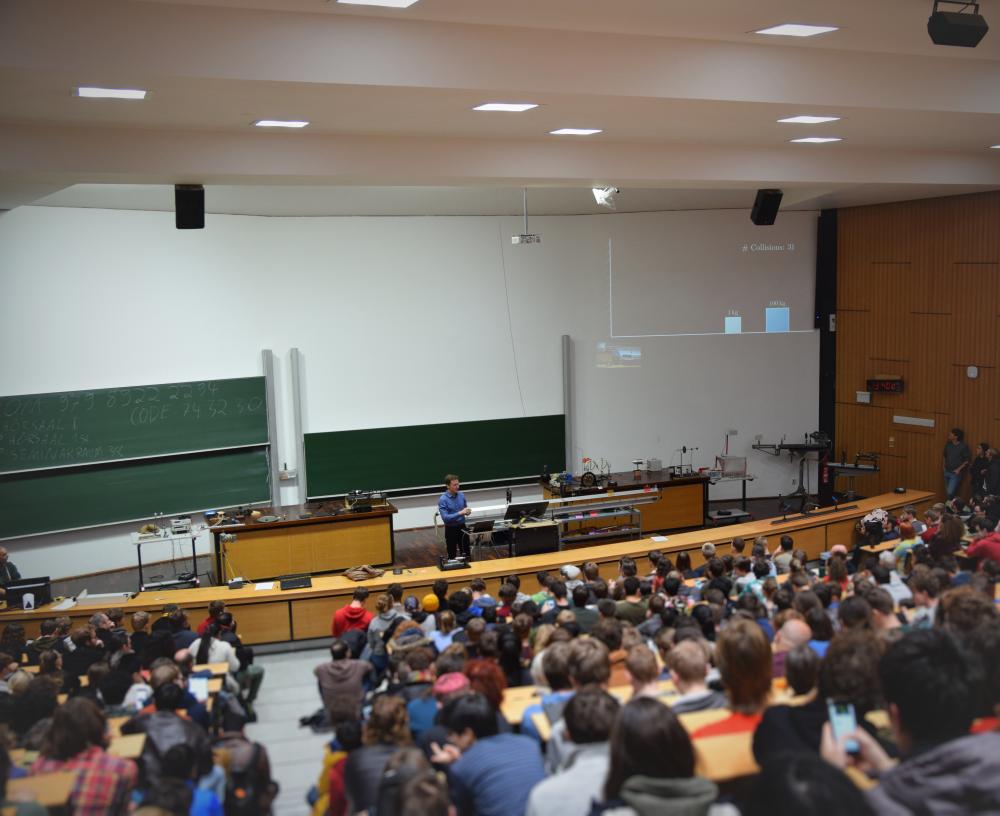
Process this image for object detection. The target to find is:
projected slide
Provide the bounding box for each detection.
[608,210,817,338]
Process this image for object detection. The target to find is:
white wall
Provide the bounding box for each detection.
[0,206,819,580]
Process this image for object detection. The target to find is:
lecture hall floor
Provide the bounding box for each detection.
[245,648,331,816]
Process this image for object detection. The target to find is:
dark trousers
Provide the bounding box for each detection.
[445,524,469,560]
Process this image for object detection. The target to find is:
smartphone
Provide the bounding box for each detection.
[827,699,860,755]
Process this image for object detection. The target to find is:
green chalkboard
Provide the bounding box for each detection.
[0,378,268,473]
[305,414,565,497]
[0,448,271,539]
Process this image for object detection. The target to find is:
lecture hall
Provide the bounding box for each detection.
[1,1,1000,814]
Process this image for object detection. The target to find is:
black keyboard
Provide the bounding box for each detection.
[280,575,313,590]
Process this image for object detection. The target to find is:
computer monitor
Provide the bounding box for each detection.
[4,577,52,610]
[503,500,549,522]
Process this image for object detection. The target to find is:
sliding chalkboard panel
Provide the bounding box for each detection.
[306,414,565,497]
[0,448,270,539]
[0,378,267,473]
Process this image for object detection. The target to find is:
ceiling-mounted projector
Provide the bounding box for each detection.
[512,188,541,246]
[928,0,989,46]
[593,186,619,209]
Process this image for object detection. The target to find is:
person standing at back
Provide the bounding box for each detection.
[438,474,471,561]
[943,427,971,499]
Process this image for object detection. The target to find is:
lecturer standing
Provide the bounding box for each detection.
[439,474,471,560]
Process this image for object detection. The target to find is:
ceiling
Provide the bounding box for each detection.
[2,0,1000,214]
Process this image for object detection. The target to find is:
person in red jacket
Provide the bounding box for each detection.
[332,587,373,637]
[966,519,1000,566]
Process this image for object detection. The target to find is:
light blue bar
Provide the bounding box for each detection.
[724,315,742,334]
[765,306,790,333]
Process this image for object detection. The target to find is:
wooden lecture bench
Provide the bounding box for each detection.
[7,771,76,809]
[0,490,933,646]
[210,498,398,582]
[542,471,710,533]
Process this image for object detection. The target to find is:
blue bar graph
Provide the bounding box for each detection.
[765,306,790,333]
[724,315,742,334]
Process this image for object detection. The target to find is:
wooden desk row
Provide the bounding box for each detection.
[0,490,934,646]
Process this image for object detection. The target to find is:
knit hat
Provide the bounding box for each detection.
[421,593,440,612]
[433,672,470,697]
[560,564,581,580]
[404,595,420,613]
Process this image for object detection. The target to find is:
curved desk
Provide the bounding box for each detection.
[0,490,933,645]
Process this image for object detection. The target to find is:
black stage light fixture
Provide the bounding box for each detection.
[751,188,783,226]
[928,0,989,47]
[175,184,205,230]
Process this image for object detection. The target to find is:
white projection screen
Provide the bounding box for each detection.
[607,210,817,338]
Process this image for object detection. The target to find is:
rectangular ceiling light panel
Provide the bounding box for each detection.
[755,23,839,37]
[76,87,147,99]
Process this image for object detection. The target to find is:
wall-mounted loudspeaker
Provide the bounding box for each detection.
[751,188,783,226]
[175,184,205,230]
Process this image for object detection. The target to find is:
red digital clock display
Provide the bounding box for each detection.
[867,378,904,393]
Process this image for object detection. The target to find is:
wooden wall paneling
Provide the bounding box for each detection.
[837,191,1000,501]
[946,264,999,368]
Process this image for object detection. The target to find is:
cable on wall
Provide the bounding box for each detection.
[496,220,528,417]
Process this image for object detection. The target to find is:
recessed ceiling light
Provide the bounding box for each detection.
[335,0,420,7]
[778,115,842,124]
[473,103,539,112]
[75,86,147,100]
[253,120,310,128]
[550,128,602,136]
[990,144,1000,149]
[790,136,843,143]
[754,23,839,37]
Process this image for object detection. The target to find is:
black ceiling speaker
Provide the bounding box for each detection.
[751,189,783,226]
[928,1,989,47]
[175,184,205,230]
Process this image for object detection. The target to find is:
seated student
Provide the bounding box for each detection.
[804,606,835,657]
[526,689,620,816]
[822,629,1000,814]
[520,642,574,741]
[591,696,733,816]
[430,692,544,816]
[783,644,820,698]
[965,619,1000,733]
[189,623,241,693]
[128,610,151,657]
[315,638,373,713]
[122,682,215,788]
[591,619,628,687]
[690,618,772,738]
[754,630,886,765]
[667,640,726,714]
[691,543,715,578]
[332,587,374,637]
[703,557,733,598]
[31,698,138,815]
[544,638,612,774]
[966,516,1000,565]
[540,580,572,625]
[746,754,877,816]
[344,695,413,814]
[569,584,600,634]
[773,535,796,574]
[62,626,105,678]
[623,644,660,699]
[614,577,647,626]
[771,618,811,678]
[866,588,906,643]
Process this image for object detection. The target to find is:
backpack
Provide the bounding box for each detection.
[225,741,262,815]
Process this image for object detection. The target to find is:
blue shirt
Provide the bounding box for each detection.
[520,690,574,741]
[438,490,468,526]
[448,733,545,816]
